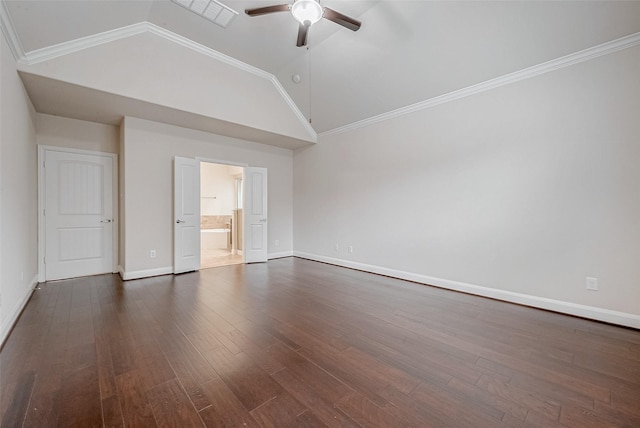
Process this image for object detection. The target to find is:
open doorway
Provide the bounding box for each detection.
[200,162,244,269]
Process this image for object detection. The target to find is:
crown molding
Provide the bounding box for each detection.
[19,22,148,65]
[0,0,24,59]
[320,31,640,138]
[17,21,317,142]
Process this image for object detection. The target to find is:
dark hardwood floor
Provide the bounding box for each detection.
[1,257,639,427]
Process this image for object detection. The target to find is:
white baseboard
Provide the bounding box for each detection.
[0,274,39,347]
[119,266,174,280]
[268,251,293,260]
[293,251,640,329]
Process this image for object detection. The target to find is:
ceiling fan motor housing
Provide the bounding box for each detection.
[291,0,324,25]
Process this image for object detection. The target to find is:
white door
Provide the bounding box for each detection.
[244,167,268,263]
[174,157,201,274]
[44,150,114,280]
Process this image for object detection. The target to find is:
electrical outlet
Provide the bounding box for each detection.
[348,246,354,254]
[586,277,598,291]
[150,250,156,258]
[334,244,339,252]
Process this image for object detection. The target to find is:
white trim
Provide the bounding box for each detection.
[320,31,640,137]
[268,251,293,260]
[18,22,317,142]
[38,145,119,283]
[0,0,24,60]
[196,157,249,167]
[293,251,640,329]
[267,75,315,140]
[119,266,174,281]
[0,275,38,347]
[19,22,148,65]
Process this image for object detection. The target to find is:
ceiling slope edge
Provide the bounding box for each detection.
[320,31,640,138]
[0,0,24,59]
[11,20,316,143]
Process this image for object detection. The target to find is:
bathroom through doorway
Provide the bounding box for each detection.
[200,161,244,269]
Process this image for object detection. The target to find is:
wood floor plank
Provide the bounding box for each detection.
[286,360,352,404]
[263,341,307,369]
[21,352,66,427]
[272,368,359,428]
[162,348,219,411]
[232,320,280,349]
[1,371,35,428]
[202,346,282,411]
[523,409,563,427]
[560,403,640,428]
[377,384,458,427]
[1,259,640,426]
[446,376,529,423]
[198,378,260,428]
[296,410,328,428]
[335,391,414,428]
[95,334,119,401]
[114,370,157,427]
[509,372,596,410]
[410,380,506,427]
[608,387,640,416]
[54,344,102,428]
[101,395,125,428]
[22,393,59,428]
[146,378,204,427]
[249,392,307,428]
[474,373,561,421]
[223,328,286,375]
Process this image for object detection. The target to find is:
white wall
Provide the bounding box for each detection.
[35,113,119,154]
[21,31,314,143]
[0,30,37,344]
[121,117,293,277]
[294,45,640,327]
[201,163,239,216]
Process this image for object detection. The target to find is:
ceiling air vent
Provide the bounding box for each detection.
[172,0,239,28]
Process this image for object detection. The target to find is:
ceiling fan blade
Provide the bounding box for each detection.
[245,4,290,17]
[322,7,361,32]
[296,22,311,47]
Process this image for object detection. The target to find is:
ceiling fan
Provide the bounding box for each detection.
[245,0,362,47]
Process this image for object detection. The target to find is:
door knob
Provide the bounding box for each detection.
[176,219,186,224]
[100,219,112,223]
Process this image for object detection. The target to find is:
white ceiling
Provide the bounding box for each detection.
[4,1,640,138]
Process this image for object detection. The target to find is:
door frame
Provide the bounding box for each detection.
[196,157,248,264]
[37,145,119,283]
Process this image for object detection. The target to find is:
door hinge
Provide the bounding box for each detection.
[43,257,46,265]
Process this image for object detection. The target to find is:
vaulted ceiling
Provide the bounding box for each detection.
[3,1,640,148]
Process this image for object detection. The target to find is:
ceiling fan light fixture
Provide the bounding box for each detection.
[291,0,323,25]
